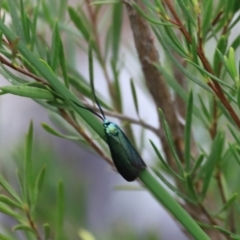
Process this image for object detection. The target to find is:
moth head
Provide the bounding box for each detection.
[103,119,118,136]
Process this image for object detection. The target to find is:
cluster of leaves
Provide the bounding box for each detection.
[0,0,239,240]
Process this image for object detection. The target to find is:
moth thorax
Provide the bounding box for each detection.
[104,120,118,136]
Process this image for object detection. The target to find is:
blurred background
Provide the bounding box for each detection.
[0,1,188,239]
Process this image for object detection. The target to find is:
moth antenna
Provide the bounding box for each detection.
[88,42,106,119]
[90,79,106,120]
[71,100,104,121]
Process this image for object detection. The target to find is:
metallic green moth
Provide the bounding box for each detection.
[103,119,146,181]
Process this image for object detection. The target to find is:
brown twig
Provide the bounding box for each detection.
[0,55,48,85]
[59,109,114,167]
[79,101,159,135]
[25,208,41,240]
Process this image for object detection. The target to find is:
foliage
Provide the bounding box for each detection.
[0,0,239,239]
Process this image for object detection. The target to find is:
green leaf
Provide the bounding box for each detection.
[51,21,60,72]
[0,195,22,209]
[0,234,14,240]
[198,94,211,123]
[215,193,238,216]
[0,203,20,219]
[111,61,122,112]
[68,7,90,42]
[200,131,224,198]
[153,169,193,203]
[56,181,65,240]
[184,91,193,172]
[59,38,69,88]
[190,154,205,177]
[227,125,240,145]
[202,0,213,39]
[112,2,122,62]
[33,165,46,207]
[0,86,55,100]
[213,35,228,76]
[30,0,40,51]
[149,140,183,180]
[41,123,83,141]
[23,121,33,204]
[226,48,239,84]
[130,79,139,116]
[0,175,21,203]
[159,109,184,176]
[185,173,198,202]
[13,224,33,232]
[43,223,51,240]
[7,0,25,43]
[176,0,196,27]
[20,0,30,43]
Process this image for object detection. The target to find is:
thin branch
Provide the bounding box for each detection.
[80,101,159,134]
[25,209,41,240]
[59,109,114,167]
[0,55,48,85]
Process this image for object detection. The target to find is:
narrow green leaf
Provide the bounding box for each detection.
[43,223,51,240]
[190,154,205,177]
[0,175,21,203]
[185,173,198,202]
[159,109,184,176]
[41,123,82,141]
[33,165,46,207]
[198,94,211,122]
[20,0,29,43]
[13,224,33,232]
[184,91,193,172]
[213,225,235,237]
[112,2,122,62]
[130,79,139,116]
[150,140,183,180]
[23,121,33,204]
[231,35,240,51]
[69,76,112,110]
[7,0,25,42]
[202,0,213,39]
[0,86,55,100]
[30,0,40,51]
[153,169,193,203]
[111,61,122,112]
[0,195,22,209]
[51,21,60,72]
[226,48,239,83]
[201,131,224,198]
[59,38,69,88]
[133,3,175,26]
[215,193,238,216]
[213,35,228,76]
[176,0,196,27]
[68,7,90,41]
[139,170,211,240]
[0,233,13,240]
[227,125,240,145]
[56,181,64,240]
[0,203,20,219]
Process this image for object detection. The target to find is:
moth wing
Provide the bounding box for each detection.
[106,127,146,181]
